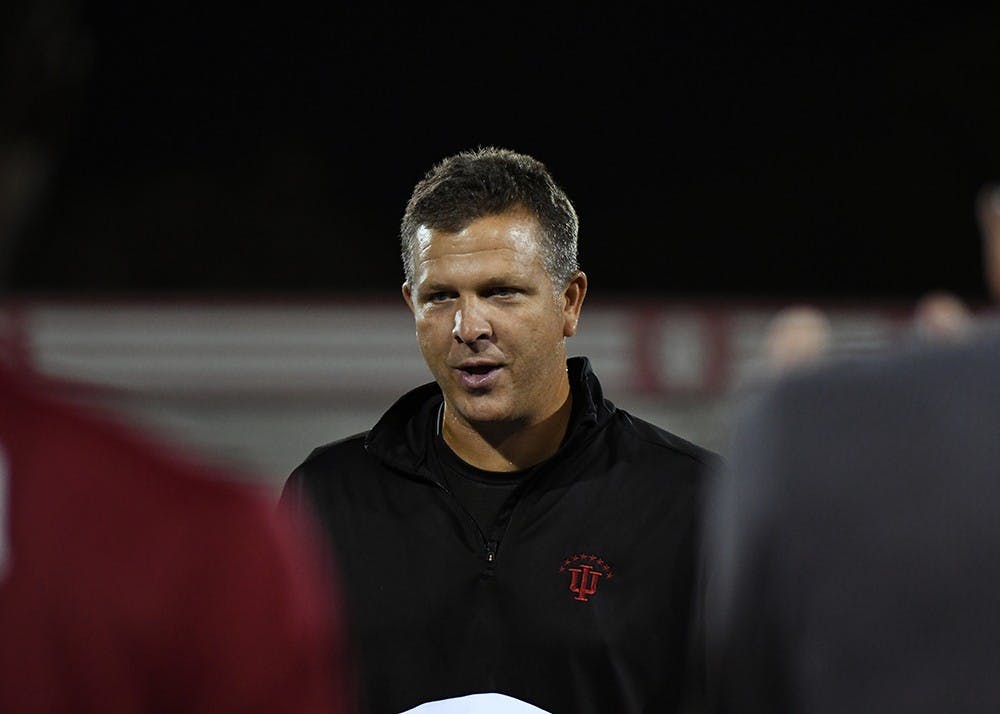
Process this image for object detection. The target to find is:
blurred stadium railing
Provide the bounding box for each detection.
[0,297,918,489]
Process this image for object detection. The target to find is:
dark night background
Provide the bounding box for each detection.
[8,2,1000,302]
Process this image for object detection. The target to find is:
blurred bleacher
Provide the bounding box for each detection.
[0,297,927,489]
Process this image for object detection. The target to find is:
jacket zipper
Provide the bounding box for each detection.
[434,481,499,567]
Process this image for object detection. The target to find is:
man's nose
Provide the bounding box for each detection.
[452,302,493,345]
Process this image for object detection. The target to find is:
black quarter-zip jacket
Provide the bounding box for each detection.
[281,357,717,714]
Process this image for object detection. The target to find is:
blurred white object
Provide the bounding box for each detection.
[399,692,551,713]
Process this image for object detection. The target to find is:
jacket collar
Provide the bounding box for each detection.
[364,356,614,481]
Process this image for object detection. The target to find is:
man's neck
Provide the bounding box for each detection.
[442,392,574,473]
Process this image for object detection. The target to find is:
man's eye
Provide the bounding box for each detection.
[428,292,453,303]
[487,287,516,297]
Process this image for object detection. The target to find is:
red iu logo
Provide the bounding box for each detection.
[559,553,614,602]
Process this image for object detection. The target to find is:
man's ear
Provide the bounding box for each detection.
[402,282,416,315]
[562,271,588,337]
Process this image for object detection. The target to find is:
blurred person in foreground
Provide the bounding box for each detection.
[0,4,350,711]
[0,366,351,713]
[281,147,718,714]
[701,184,1000,713]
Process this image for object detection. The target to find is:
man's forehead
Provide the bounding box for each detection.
[414,213,542,258]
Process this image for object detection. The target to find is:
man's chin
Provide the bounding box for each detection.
[448,394,517,426]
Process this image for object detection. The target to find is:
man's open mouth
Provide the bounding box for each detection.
[455,364,502,389]
[461,365,497,375]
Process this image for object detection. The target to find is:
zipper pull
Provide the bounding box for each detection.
[486,540,498,563]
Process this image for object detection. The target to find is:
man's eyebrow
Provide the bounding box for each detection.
[419,275,525,292]
[417,281,454,294]
[479,274,526,287]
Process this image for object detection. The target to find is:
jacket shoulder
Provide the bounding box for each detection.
[614,410,721,472]
[769,333,1000,413]
[280,432,370,506]
[301,432,369,468]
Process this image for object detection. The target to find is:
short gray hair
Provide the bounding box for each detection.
[400,147,579,288]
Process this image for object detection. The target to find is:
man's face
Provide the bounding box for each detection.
[403,209,585,429]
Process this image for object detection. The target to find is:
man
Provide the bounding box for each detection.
[0,5,350,710]
[281,147,716,714]
[911,289,974,342]
[702,184,1000,713]
[760,304,833,375]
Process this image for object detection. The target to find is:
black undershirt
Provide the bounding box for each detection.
[432,432,530,536]
[430,387,587,536]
